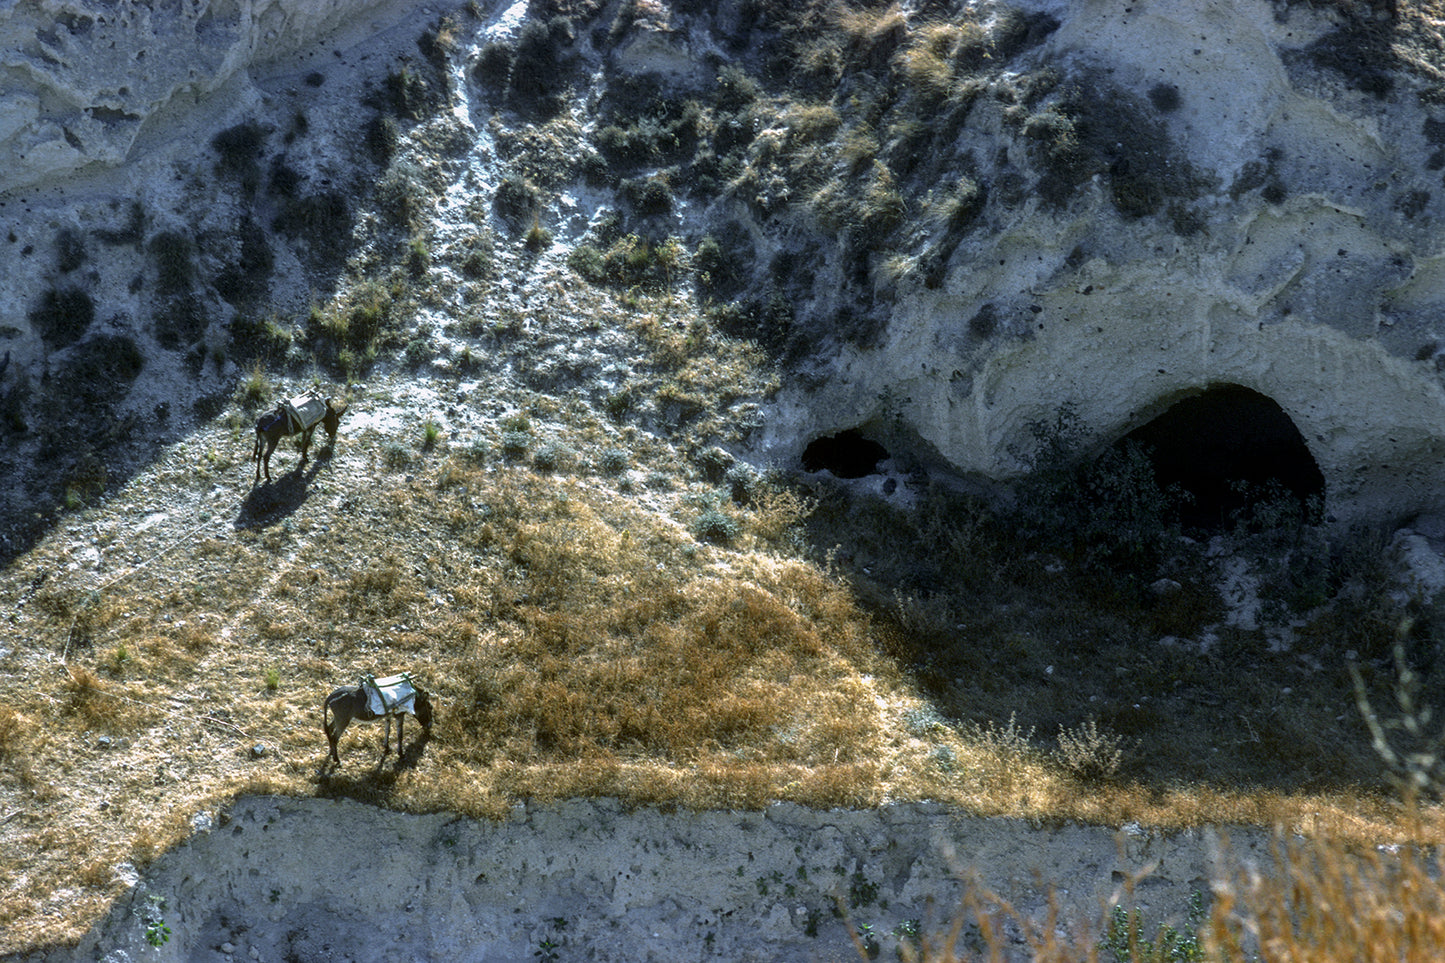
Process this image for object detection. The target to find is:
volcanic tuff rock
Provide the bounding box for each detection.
[760,0,1445,527]
[0,0,396,195]
[8,795,1267,963]
[4,0,1445,537]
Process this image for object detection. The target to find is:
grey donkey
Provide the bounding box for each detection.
[323,678,434,766]
[253,395,347,484]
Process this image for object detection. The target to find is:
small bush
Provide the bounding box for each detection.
[237,363,270,406]
[495,174,540,228]
[622,173,674,216]
[692,505,739,546]
[211,120,267,192]
[30,287,94,348]
[599,447,630,476]
[459,233,494,278]
[382,442,413,469]
[366,115,400,164]
[524,218,552,253]
[149,231,195,297]
[473,41,513,90]
[407,236,430,277]
[1102,893,1206,963]
[56,228,86,273]
[377,160,430,229]
[500,430,532,460]
[1054,718,1127,782]
[714,65,760,111]
[1011,403,1182,575]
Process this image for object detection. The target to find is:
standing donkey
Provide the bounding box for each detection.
[253,394,347,484]
[323,673,434,766]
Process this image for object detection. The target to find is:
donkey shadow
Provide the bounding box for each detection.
[315,731,432,793]
[395,730,431,771]
[235,455,325,530]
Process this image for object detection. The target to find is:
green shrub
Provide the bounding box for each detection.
[1102,893,1207,963]
[1011,403,1183,576]
[403,337,431,367]
[211,121,266,193]
[692,507,739,546]
[714,65,760,111]
[473,41,513,90]
[568,244,606,282]
[377,160,430,228]
[272,191,351,249]
[149,231,195,297]
[382,64,435,120]
[495,174,540,228]
[500,430,531,460]
[407,236,430,276]
[599,448,630,476]
[622,173,674,216]
[459,233,493,278]
[56,228,86,273]
[524,218,552,252]
[366,115,400,164]
[29,287,94,347]
[509,17,574,117]
[532,441,569,472]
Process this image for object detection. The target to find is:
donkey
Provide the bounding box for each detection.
[323,674,434,766]
[253,395,347,484]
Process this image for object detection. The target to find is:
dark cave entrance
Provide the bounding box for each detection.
[1115,384,1326,531]
[801,429,890,478]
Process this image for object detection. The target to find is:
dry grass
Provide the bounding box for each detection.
[5,383,1439,953]
[8,6,1445,953]
[3,331,1443,953]
[858,822,1445,962]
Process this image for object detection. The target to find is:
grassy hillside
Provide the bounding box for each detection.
[2,249,1442,955]
[6,0,1445,957]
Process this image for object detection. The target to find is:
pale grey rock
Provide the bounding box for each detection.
[32,795,1267,963]
[0,0,400,195]
[757,0,1445,528]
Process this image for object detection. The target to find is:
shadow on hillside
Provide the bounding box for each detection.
[234,452,331,530]
[795,475,1409,799]
[315,733,431,801]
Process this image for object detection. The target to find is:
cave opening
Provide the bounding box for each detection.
[801,429,890,478]
[1115,384,1325,531]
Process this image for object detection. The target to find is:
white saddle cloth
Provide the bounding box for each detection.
[363,673,418,717]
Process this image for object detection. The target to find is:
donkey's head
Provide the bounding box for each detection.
[414,688,435,732]
[322,397,348,441]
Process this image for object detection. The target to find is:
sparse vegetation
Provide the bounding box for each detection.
[5,3,1445,958]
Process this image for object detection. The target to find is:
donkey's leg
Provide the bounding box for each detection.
[300,425,316,465]
[262,435,279,482]
[324,697,350,765]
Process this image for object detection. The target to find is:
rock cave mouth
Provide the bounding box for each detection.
[801,428,891,478]
[1116,383,1326,532]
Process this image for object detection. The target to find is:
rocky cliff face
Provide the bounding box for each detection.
[15,795,1265,963]
[758,0,1445,528]
[0,0,398,195]
[3,0,1445,551]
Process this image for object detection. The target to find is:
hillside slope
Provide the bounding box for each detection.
[6,0,1445,955]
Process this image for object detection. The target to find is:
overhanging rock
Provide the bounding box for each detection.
[757,0,1445,529]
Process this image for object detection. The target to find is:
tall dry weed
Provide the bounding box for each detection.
[1207,830,1445,963]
